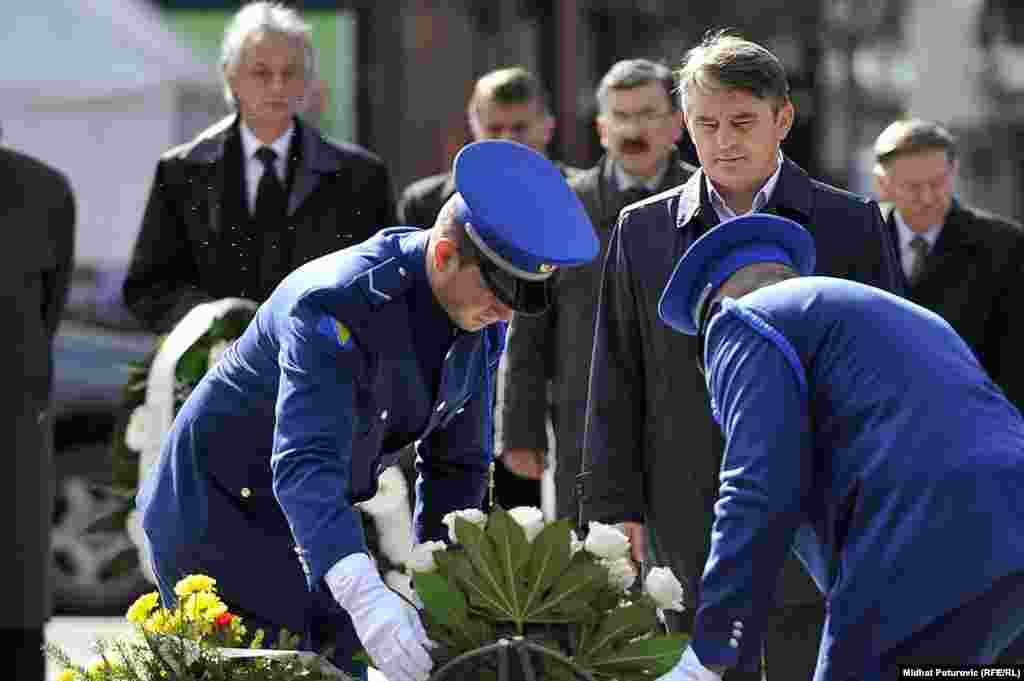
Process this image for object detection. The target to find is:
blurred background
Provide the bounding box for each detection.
[7,0,1022,616]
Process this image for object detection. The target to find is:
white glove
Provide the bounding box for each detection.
[657,646,723,681]
[326,553,434,681]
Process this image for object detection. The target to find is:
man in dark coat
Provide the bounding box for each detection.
[873,119,1024,409]
[1,141,75,681]
[496,59,696,522]
[655,213,1024,681]
[398,66,580,509]
[579,31,903,681]
[123,2,395,335]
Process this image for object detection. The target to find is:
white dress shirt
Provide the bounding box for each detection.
[707,153,784,222]
[239,122,294,215]
[892,210,944,282]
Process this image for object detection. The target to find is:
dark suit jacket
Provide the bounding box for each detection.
[123,115,396,333]
[581,156,903,614]
[885,201,1024,408]
[397,161,582,229]
[495,153,696,521]
[1,147,75,627]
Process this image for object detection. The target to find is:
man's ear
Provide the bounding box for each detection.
[433,237,460,273]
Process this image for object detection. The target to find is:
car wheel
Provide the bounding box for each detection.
[52,441,152,614]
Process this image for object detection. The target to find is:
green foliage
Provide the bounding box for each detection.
[405,506,689,681]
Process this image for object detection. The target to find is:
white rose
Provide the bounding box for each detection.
[124,404,156,453]
[569,530,584,556]
[583,521,631,560]
[405,540,446,573]
[644,566,685,612]
[601,556,637,592]
[207,339,232,369]
[441,508,488,543]
[507,506,545,543]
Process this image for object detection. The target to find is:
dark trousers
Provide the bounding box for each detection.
[9,627,44,681]
[878,570,1024,673]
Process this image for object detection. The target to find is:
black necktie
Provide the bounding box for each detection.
[907,235,930,285]
[251,146,288,298]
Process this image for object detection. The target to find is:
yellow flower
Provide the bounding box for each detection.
[126,591,161,624]
[56,670,76,681]
[174,574,217,597]
[144,608,180,634]
[185,589,227,619]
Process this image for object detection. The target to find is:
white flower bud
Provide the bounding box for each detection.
[583,521,631,560]
[207,339,232,369]
[569,530,584,556]
[441,508,488,544]
[644,566,685,612]
[601,556,637,592]
[125,404,156,453]
[507,506,545,543]
[405,541,446,573]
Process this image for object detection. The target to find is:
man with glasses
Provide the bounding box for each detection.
[496,59,696,521]
[873,118,1024,409]
[136,140,598,681]
[579,31,902,681]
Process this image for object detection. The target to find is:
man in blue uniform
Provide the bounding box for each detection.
[654,214,1024,681]
[136,140,598,681]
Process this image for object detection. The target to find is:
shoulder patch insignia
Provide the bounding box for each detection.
[317,315,354,351]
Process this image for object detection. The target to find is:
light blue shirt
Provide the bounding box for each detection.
[707,153,784,221]
[892,209,944,281]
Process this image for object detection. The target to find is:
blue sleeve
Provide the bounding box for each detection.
[271,305,367,590]
[691,308,814,672]
[414,324,503,543]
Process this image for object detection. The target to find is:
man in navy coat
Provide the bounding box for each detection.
[579,30,902,681]
[136,140,598,681]
[655,213,1024,681]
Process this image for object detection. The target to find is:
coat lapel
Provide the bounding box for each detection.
[181,115,235,238]
[288,120,344,216]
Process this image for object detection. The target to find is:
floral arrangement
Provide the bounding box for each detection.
[110,305,257,496]
[46,573,351,681]
[402,505,688,681]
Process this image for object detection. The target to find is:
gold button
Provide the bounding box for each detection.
[241,487,252,498]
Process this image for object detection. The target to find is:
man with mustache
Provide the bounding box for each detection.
[579,31,903,681]
[496,59,696,522]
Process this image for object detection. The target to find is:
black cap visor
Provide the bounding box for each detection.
[477,254,551,315]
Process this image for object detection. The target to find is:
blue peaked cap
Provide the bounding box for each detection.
[659,213,816,335]
[453,140,598,282]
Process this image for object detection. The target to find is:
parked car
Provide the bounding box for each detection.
[50,275,157,614]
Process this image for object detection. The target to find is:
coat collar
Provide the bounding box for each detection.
[181,114,345,216]
[882,199,980,254]
[675,154,814,231]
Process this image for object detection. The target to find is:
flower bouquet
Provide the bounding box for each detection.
[401,505,688,681]
[46,573,353,681]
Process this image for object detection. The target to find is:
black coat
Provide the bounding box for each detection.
[580,157,903,613]
[885,201,1024,409]
[2,147,75,627]
[495,154,696,521]
[123,115,396,333]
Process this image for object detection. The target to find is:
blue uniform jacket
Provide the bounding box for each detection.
[137,228,504,638]
[691,277,1024,680]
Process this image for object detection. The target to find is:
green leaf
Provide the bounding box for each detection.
[485,507,530,619]
[575,602,657,661]
[526,552,608,621]
[587,633,689,675]
[411,571,468,630]
[446,547,514,620]
[455,518,515,618]
[521,518,572,616]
